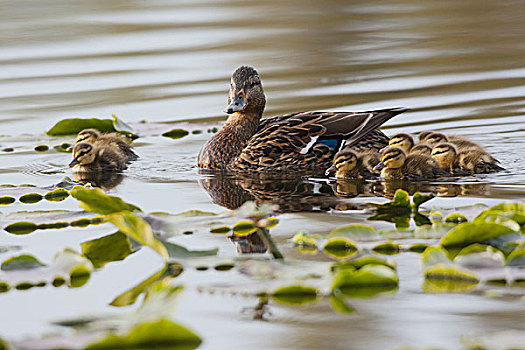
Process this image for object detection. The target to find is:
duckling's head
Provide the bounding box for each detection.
[431,143,457,169]
[418,131,433,143]
[375,147,406,170]
[69,143,96,168]
[225,66,266,117]
[388,133,414,153]
[325,150,358,178]
[76,129,101,144]
[425,132,448,147]
[410,143,432,156]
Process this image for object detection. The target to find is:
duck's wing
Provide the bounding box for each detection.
[236,108,407,171]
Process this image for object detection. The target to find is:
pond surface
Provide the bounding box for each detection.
[1,0,525,349]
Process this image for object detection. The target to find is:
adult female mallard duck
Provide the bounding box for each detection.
[197,66,408,174]
[374,146,446,179]
[69,142,128,172]
[74,129,138,161]
[325,150,380,179]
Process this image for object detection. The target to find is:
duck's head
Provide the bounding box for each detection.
[325,150,358,178]
[410,143,432,156]
[374,147,406,170]
[418,131,433,143]
[69,142,96,167]
[76,129,101,144]
[388,133,414,153]
[225,66,266,117]
[431,143,457,169]
[424,132,448,147]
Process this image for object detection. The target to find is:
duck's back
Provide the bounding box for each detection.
[405,154,445,178]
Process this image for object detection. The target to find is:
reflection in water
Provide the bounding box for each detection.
[72,171,123,191]
[199,171,364,212]
[229,233,267,254]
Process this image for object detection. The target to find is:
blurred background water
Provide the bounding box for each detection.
[1,0,525,349]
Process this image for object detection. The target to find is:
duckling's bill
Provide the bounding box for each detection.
[373,161,385,171]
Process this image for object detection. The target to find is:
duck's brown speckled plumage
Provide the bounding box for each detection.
[198,66,407,174]
[76,129,138,161]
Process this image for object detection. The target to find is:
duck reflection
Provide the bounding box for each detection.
[229,232,267,254]
[199,171,365,212]
[72,171,123,191]
[373,179,491,198]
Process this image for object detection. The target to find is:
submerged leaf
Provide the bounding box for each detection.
[1,254,46,271]
[81,232,136,269]
[19,193,43,204]
[0,196,16,205]
[71,188,141,215]
[47,118,115,136]
[328,224,381,242]
[331,264,398,290]
[44,188,70,202]
[162,128,189,139]
[158,238,218,258]
[108,214,168,260]
[4,222,38,235]
[323,238,358,259]
[85,319,202,350]
[272,285,319,305]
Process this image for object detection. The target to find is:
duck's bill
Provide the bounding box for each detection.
[325,164,336,176]
[68,159,79,168]
[224,94,247,114]
[373,161,385,171]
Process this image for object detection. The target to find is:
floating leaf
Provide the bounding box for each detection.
[454,244,505,268]
[158,237,218,259]
[422,278,478,293]
[112,114,137,139]
[272,285,319,305]
[444,212,468,224]
[331,256,396,273]
[473,211,523,230]
[162,128,189,139]
[440,222,518,256]
[412,192,434,210]
[81,232,136,269]
[292,232,321,249]
[414,223,455,239]
[323,238,358,259]
[34,145,49,152]
[210,225,230,234]
[46,118,115,136]
[329,294,355,313]
[328,224,381,242]
[372,242,400,255]
[0,196,15,205]
[108,213,168,260]
[232,220,257,236]
[19,193,43,204]
[4,222,38,235]
[44,188,69,202]
[1,254,45,271]
[71,188,140,215]
[506,244,525,266]
[85,319,201,350]
[408,243,428,253]
[421,247,479,284]
[331,264,398,290]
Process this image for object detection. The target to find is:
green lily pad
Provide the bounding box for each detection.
[232,220,257,236]
[506,244,525,266]
[454,244,505,268]
[44,188,70,202]
[108,213,168,260]
[331,264,399,290]
[162,128,189,139]
[292,232,321,249]
[19,193,43,204]
[444,212,468,224]
[46,118,115,136]
[408,243,429,253]
[414,223,455,239]
[328,224,381,242]
[473,211,523,230]
[0,196,15,205]
[412,192,435,210]
[34,145,49,152]
[158,237,218,259]
[81,232,136,269]
[440,222,519,256]
[331,256,396,273]
[4,222,38,235]
[422,278,478,293]
[421,247,479,283]
[372,242,400,255]
[85,318,201,350]
[1,254,46,271]
[210,225,230,234]
[71,188,141,215]
[329,294,355,313]
[323,238,358,259]
[272,285,319,305]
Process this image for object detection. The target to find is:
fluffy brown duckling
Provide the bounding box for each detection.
[387,133,432,156]
[374,146,446,179]
[69,142,128,172]
[325,150,380,179]
[431,143,503,174]
[420,132,483,151]
[74,129,138,161]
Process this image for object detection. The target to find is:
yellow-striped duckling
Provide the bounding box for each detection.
[75,129,138,161]
[69,142,128,172]
[388,133,432,156]
[325,150,380,179]
[431,143,459,174]
[374,146,446,179]
[420,132,483,151]
[456,149,504,174]
[410,143,433,156]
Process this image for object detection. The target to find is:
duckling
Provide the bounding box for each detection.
[420,132,483,151]
[325,150,380,179]
[374,146,446,179]
[431,143,459,175]
[456,149,504,174]
[409,143,432,156]
[387,133,414,154]
[69,142,127,172]
[75,129,138,161]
